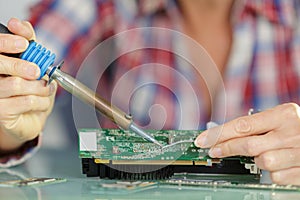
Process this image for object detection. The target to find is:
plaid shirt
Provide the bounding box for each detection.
[2,0,300,166]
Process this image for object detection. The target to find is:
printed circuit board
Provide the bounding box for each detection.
[79,129,255,179]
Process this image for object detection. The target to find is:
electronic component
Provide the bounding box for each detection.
[79,129,256,179]
[82,180,158,195]
[0,177,66,187]
[81,174,300,193]
[101,181,156,189]
[163,173,300,191]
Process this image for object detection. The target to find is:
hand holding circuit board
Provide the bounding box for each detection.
[194,103,300,186]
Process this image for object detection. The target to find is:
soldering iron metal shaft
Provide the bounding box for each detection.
[47,65,163,147]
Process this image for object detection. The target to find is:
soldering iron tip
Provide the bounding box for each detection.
[154,140,164,148]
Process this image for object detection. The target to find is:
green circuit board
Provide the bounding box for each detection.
[78,129,251,165]
[78,129,300,191]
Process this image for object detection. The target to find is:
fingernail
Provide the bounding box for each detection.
[194,136,207,147]
[25,65,40,78]
[15,39,28,50]
[8,18,20,27]
[208,148,222,158]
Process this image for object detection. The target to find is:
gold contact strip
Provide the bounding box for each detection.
[194,159,221,165]
[111,160,194,165]
[95,159,221,165]
[94,159,110,164]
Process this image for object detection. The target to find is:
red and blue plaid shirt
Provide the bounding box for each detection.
[2,0,300,166]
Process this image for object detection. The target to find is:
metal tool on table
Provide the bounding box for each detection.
[0,23,162,148]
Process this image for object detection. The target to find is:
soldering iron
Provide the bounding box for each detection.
[0,23,162,148]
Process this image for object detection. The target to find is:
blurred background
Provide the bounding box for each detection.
[0,0,38,23]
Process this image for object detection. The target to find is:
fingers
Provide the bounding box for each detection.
[207,136,258,158]
[0,18,40,79]
[0,18,34,54]
[0,77,55,98]
[7,18,36,41]
[271,167,300,185]
[195,103,300,148]
[255,148,300,171]
[0,55,40,79]
[0,34,29,53]
[192,103,300,186]
[1,112,47,141]
[195,112,276,148]
[46,80,57,115]
[0,95,52,116]
[0,79,57,142]
[208,129,300,158]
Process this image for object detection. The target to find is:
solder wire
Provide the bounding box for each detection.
[162,139,194,149]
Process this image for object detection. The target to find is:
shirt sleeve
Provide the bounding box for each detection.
[0,136,40,168]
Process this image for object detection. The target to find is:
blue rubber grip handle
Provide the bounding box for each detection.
[0,23,56,79]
